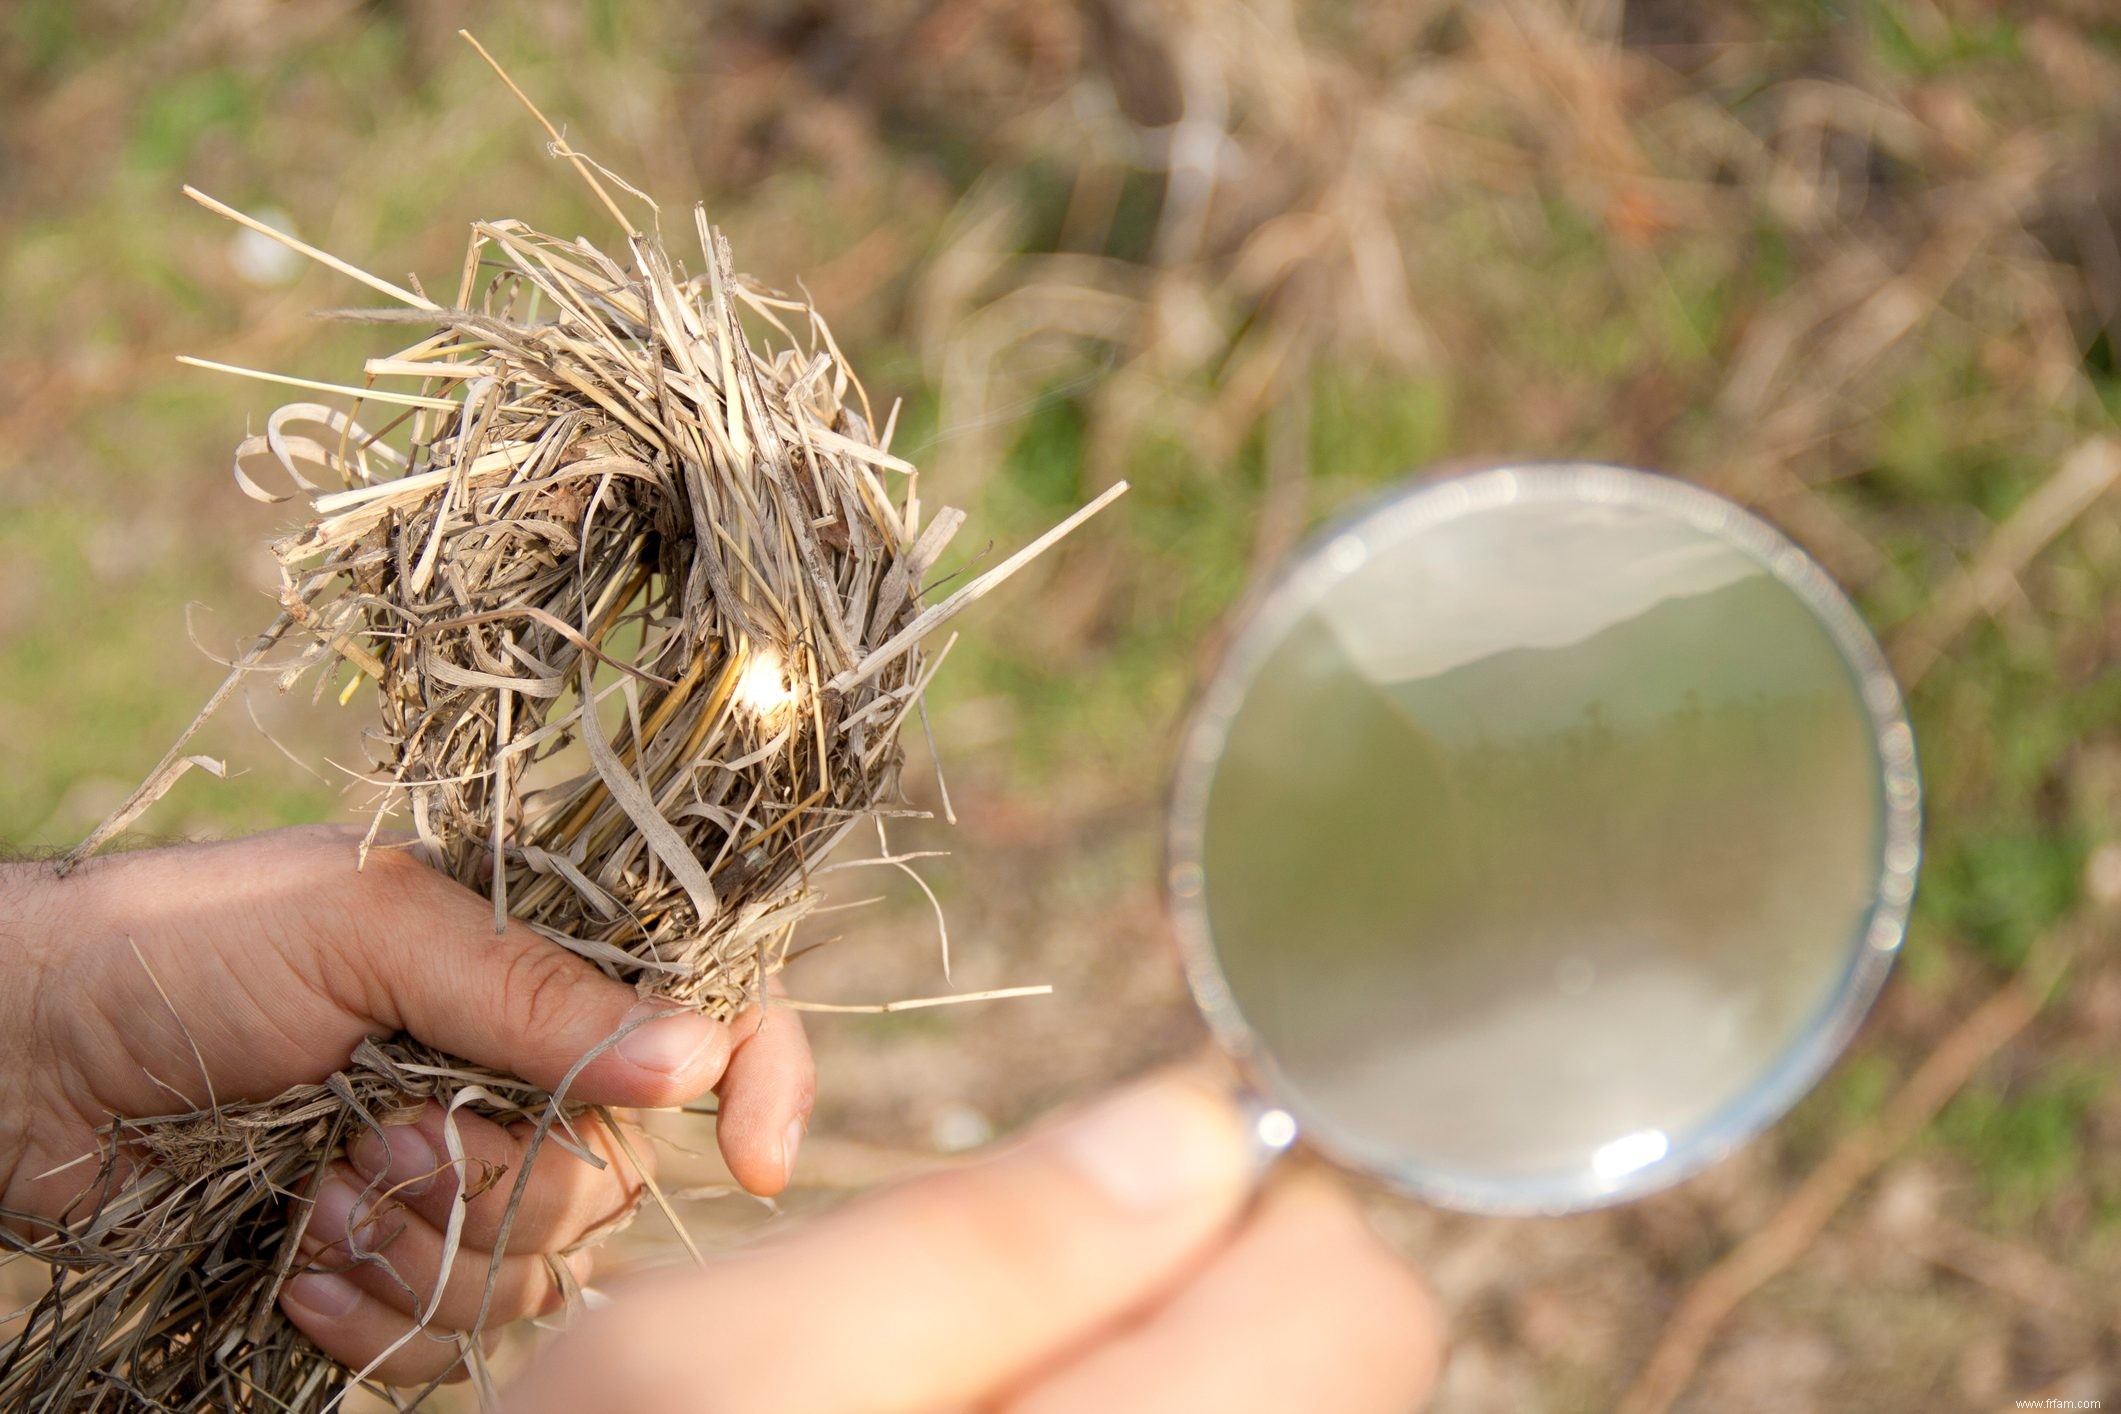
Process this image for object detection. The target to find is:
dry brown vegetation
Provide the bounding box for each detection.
[3,1,2118,1409]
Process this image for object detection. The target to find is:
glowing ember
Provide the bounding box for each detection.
[735,646,798,716]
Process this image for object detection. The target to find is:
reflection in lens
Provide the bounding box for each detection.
[1191,479,1903,1205]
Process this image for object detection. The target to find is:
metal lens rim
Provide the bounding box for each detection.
[1163,462,1923,1215]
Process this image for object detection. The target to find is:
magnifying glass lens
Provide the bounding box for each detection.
[1173,468,1917,1212]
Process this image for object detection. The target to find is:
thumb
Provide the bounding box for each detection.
[323,844,732,1109]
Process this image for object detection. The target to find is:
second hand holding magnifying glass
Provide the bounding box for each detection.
[1166,463,1920,1214]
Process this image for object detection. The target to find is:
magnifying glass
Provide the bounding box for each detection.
[1166,463,1921,1214]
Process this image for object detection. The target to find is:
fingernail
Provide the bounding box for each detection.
[283,1270,363,1320]
[781,1114,807,1182]
[1045,1075,1248,1215]
[349,1123,442,1197]
[307,1175,362,1250]
[615,1000,720,1078]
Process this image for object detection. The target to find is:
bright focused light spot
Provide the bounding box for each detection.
[735,648,797,716]
[1255,1107,1299,1152]
[1591,1129,1669,1185]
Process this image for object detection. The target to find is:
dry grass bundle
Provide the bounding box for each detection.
[0,47,1119,1412]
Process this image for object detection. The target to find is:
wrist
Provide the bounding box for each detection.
[0,860,62,1212]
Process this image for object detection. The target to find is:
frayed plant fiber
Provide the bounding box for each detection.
[0,76,1119,1411]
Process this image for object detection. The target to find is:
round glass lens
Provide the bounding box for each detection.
[1168,466,1918,1212]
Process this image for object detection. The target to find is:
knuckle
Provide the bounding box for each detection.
[499,945,588,1044]
[286,832,440,1017]
[520,1138,644,1252]
[518,1152,606,1246]
[486,1255,549,1324]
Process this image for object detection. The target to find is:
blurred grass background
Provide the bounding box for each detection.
[3,1,2118,1408]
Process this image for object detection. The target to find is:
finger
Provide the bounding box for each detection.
[1000,1173,1444,1414]
[504,1070,1254,1414]
[278,1267,485,1387]
[348,1104,647,1254]
[299,1163,593,1330]
[309,829,732,1108]
[714,997,815,1197]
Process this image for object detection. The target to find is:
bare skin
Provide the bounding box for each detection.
[0,824,813,1383]
[508,1073,1446,1414]
[1,831,1444,1404]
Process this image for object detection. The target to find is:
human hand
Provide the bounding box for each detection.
[506,1071,1443,1413]
[0,824,814,1384]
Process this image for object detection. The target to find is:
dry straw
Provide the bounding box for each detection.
[0,38,1120,1411]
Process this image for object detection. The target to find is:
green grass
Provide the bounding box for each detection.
[1309,367,1453,492]
[925,388,1265,788]
[0,501,344,842]
[1932,1067,2106,1223]
[2,0,2114,1297]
